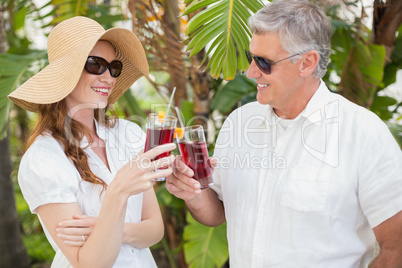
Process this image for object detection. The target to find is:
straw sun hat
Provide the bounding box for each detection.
[8,16,149,112]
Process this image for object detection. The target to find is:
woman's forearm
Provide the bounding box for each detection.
[122,187,164,248]
[77,187,128,267]
[37,187,129,268]
[122,219,164,248]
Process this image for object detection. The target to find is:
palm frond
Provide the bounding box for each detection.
[0,51,47,139]
[184,0,264,80]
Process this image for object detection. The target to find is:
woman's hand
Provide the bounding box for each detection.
[56,215,96,246]
[110,143,176,198]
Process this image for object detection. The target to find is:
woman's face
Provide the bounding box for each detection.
[65,41,117,112]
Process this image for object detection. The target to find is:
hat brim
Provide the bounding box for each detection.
[9,27,148,113]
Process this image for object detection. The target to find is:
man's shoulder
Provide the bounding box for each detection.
[328,91,383,123]
[229,101,269,119]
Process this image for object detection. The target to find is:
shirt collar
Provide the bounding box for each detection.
[257,79,331,126]
[299,79,331,120]
[80,119,107,148]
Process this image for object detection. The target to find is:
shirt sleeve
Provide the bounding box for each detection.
[211,109,240,201]
[358,115,402,228]
[211,131,227,201]
[18,137,80,214]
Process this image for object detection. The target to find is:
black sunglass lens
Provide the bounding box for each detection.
[245,51,271,74]
[86,57,108,75]
[255,56,271,74]
[109,61,122,78]
[245,51,252,64]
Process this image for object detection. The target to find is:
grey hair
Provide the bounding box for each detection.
[249,0,331,78]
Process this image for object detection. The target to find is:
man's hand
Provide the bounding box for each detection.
[166,156,224,227]
[165,156,217,201]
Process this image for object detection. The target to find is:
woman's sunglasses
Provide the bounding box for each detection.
[245,50,301,75]
[84,56,123,78]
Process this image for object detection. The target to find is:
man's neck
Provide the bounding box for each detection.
[274,78,321,119]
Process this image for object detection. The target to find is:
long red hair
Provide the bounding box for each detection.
[26,99,117,189]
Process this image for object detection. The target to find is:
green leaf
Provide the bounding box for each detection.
[0,102,10,140]
[209,40,227,79]
[199,31,226,68]
[331,28,352,71]
[184,0,218,16]
[371,95,397,109]
[120,90,146,120]
[184,0,264,80]
[188,17,227,56]
[180,100,195,126]
[387,122,402,149]
[0,51,47,139]
[155,185,185,208]
[14,6,27,31]
[233,0,253,24]
[382,63,398,89]
[186,2,227,34]
[358,44,386,87]
[222,37,237,79]
[240,0,265,13]
[390,34,402,68]
[211,74,256,113]
[370,95,397,121]
[183,212,228,268]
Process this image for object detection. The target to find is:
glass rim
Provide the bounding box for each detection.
[182,125,203,131]
[148,113,177,121]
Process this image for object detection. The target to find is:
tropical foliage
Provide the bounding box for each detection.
[0,0,401,267]
[184,0,264,79]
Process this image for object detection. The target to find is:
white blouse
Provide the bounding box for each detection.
[18,119,157,268]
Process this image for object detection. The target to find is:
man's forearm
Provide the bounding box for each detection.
[369,250,402,268]
[186,188,225,227]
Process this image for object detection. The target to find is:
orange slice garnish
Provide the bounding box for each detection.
[158,110,165,122]
[175,127,184,139]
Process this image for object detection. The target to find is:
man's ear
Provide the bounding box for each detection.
[299,50,320,77]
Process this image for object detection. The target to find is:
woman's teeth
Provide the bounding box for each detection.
[92,88,109,93]
[258,84,268,88]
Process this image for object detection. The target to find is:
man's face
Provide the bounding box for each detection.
[246,33,304,116]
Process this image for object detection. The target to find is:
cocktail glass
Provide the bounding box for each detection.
[144,113,177,181]
[177,125,213,189]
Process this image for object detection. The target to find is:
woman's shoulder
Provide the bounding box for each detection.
[24,133,65,158]
[19,134,80,213]
[21,134,76,174]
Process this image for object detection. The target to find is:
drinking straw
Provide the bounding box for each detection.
[175,106,189,143]
[162,87,176,127]
[165,87,176,117]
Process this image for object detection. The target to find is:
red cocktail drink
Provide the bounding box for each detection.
[145,128,175,160]
[144,113,177,181]
[176,125,213,189]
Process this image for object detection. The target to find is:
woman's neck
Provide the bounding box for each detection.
[68,107,96,135]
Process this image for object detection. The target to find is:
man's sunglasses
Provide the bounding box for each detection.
[84,56,123,78]
[245,50,301,75]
